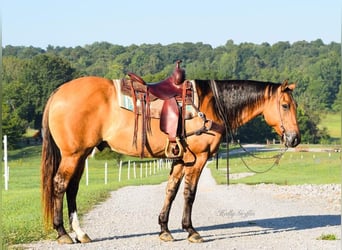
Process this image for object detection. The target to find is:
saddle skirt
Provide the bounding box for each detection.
[113,79,199,120]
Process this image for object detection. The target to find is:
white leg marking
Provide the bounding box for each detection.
[71,212,86,239]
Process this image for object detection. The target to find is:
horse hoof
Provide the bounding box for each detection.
[76,233,92,243]
[159,231,174,242]
[57,234,74,244]
[188,232,204,243]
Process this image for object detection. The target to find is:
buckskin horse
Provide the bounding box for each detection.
[41,62,300,244]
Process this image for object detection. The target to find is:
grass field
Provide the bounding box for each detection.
[3,145,171,246]
[3,142,341,246]
[319,112,341,142]
[210,148,341,185]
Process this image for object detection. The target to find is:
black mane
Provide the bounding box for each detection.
[195,79,281,130]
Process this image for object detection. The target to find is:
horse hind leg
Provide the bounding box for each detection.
[53,155,90,244]
[66,159,91,243]
[53,159,74,244]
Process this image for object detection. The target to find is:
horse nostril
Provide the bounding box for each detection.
[292,136,300,147]
[286,133,300,147]
[292,138,298,147]
[294,134,301,146]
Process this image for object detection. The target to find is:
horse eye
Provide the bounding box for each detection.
[282,103,290,110]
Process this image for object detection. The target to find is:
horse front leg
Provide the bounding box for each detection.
[182,157,207,243]
[158,160,184,242]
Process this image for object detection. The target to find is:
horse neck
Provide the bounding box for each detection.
[231,84,275,129]
[213,80,275,130]
[234,102,265,128]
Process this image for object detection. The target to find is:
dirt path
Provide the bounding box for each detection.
[21,164,340,249]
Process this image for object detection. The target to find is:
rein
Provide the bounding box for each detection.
[209,80,290,183]
[236,142,288,173]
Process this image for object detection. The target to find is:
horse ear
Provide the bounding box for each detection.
[287,83,296,91]
[281,80,289,92]
[281,80,296,92]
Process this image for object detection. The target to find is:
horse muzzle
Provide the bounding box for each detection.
[283,131,301,147]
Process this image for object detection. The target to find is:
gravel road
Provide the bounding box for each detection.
[21,164,341,250]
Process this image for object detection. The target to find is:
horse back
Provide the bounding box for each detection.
[52,76,116,105]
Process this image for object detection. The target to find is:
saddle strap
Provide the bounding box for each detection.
[130,80,138,147]
[181,80,189,138]
[146,88,151,133]
[139,93,147,158]
[129,88,151,158]
[129,81,138,146]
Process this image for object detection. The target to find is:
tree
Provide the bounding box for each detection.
[22,54,78,127]
[2,53,78,147]
[2,56,27,83]
[332,83,342,111]
[296,108,327,144]
[236,116,277,143]
[2,40,341,145]
[3,80,35,127]
[2,102,27,148]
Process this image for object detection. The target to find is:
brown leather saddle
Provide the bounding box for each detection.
[126,60,192,158]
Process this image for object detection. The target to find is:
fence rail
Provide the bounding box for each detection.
[3,135,172,190]
[88,159,172,185]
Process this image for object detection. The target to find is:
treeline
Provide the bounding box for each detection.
[2,39,341,147]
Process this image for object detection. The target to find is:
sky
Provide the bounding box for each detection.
[1,0,341,49]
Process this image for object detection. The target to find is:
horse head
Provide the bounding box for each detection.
[263,80,301,147]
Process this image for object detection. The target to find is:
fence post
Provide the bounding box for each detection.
[3,135,8,191]
[85,158,89,186]
[140,163,143,179]
[133,162,136,179]
[104,162,108,184]
[128,160,130,180]
[119,161,122,182]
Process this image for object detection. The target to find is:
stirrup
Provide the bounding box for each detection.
[165,137,183,158]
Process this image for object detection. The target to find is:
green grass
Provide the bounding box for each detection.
[317,233,339,240]
[3,144,342,246]
[210,149,341,185]
[319,112,341,140]
[3,146,171,246]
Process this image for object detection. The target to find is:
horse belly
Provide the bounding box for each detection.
[104,111,167,158]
